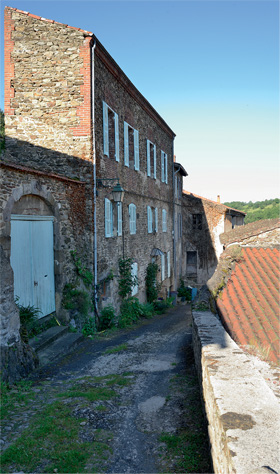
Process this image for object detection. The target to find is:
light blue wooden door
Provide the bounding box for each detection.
[11,216,55,318]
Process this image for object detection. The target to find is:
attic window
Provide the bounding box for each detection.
[192,214,202,230]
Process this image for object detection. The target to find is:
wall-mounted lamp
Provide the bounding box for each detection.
[97,178,125,203]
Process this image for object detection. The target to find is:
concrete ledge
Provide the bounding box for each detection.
[192,310,280,474]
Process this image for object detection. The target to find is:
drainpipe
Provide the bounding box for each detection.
[91,40,98,318]
[173,148,180,292]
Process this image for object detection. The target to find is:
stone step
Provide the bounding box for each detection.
[29,325,69,353]
[37,332,85,367]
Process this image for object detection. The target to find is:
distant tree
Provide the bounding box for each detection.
[224,199,280,224]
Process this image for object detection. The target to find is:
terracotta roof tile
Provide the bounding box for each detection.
[217,247,280,365]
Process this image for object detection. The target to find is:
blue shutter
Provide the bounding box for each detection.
[134,129,139,170]
[147,140,151,176]
[117,202,122,236]
[129,204,136,234]
[115,112,119,162]
[155,208,158,232]
[161,151,164,182]
[161,254,165,281]
[165,152,168,183]
[105,198,111,237]
[153,145,157,179]
[162,209,167,232]
[103,102,109,156]
[147,206,152,233]
[167,251,171,278]
[124,122,129,167]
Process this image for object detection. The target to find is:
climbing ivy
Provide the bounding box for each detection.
[145,262,160,303]
[118,257,137,300]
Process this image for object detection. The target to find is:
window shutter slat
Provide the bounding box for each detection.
[115,112,119,162]
[124,122,129,167]
[134,129,139,170]
[147,140,151,176]
[153,145,156,179]
[103,102,109,156]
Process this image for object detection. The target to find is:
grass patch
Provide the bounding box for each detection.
[104,343,128,354]
[58,385,116,402]
[0,401,92,473]
[0,379,34,420]
[105,374,132,387]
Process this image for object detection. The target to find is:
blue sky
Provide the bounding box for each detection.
[1,0,279,202]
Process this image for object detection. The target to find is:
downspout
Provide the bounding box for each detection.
[173,155,180,292]
[91,40,98,318]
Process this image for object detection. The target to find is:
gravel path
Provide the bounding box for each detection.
[1,304,212,473]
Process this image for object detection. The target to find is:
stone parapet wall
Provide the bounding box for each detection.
[192,310,280,474]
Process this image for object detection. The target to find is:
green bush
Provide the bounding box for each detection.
[82,317,96,337]
[177,279,191,300]
[15,299,42,343]
[153,296,174,314]
[99,305,116,331]
[118,298,154,328]
[63,284,91,316]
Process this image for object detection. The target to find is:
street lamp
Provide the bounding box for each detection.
[97,178,124,203]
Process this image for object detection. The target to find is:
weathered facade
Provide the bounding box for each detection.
[1,7,184,379]
[181,191,245,284]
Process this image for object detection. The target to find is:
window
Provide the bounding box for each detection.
[167,251,171,278]
[147,140,156,179]
[147,206,153,233]
[129,203,136,234]
[155,207,158,233]
[192,214,202,230]
[105,198,113,237]
[105,199,122,237]
[117,202,122,237]
[161,253,165,281]
[131,262,138,296]
[124,122,139,170]
[162,209,167,232]
[161,151,168,183]
[103,102,119,161]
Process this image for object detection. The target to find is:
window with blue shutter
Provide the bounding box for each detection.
[162,209,167,232]
[129,203,136,235]
[124,122,140,170]
[103,101,119,161]
[155,208,158,232]
[124,122,129,167]
[161,254,165,281]
[147,206,153,233]
[147,140,151,176]
[117,202,122,236]
[164,152,168,183]
[167,251,171,278]
[161,150,168,183]
[105,198,113,237]
[134,129,139,170]
[153,145,157,179]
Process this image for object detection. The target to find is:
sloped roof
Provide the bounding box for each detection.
[183,190,246,215]
[216,247,280,365]
[220,218,280,245]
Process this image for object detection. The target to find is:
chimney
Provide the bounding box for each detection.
[217,195,220,204]
[173,155,176,162]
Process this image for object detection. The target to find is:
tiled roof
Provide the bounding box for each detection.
[220,218,280,245]
[183,190,246,215]
[216,247,280,365]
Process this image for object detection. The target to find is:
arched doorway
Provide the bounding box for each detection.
[10,193,56,318]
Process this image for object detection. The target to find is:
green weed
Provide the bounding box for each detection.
[104,343,128,354]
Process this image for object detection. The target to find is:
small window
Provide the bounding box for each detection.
[131,262,138,296]
[147,206,153,233]
[161,253,165,281]
[161,151,168,183]
[167,251,171,278]
[103,102,119,161]
[192,214,202,230]
[129,203,136,235]
[124,122,139,170]
[147,140,156,179]
[162,209,167,232]
[105,198,113,238]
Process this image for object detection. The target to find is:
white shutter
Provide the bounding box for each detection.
[131,262,138,296]
[165,152,168,183]
[147,140,151,176]
[105,198,111,237]
[133,205,136,234]
[147,206,152,233]
[129,204,136,234]
[155,207,158,232]
[167,251,171,278]
[134,129,139,171]
[117,202,122,236]
[161,151,164,182]
[161,254,165,281]
[153,145,157,179]
[103,102,109,156]
[115,112,119,162]
[124,122,129,167]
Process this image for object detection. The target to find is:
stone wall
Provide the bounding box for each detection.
[93,48,175,309]
[192,310,280,474]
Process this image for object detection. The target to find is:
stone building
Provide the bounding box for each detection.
[1,7,185,378]
[182,191,245,284]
